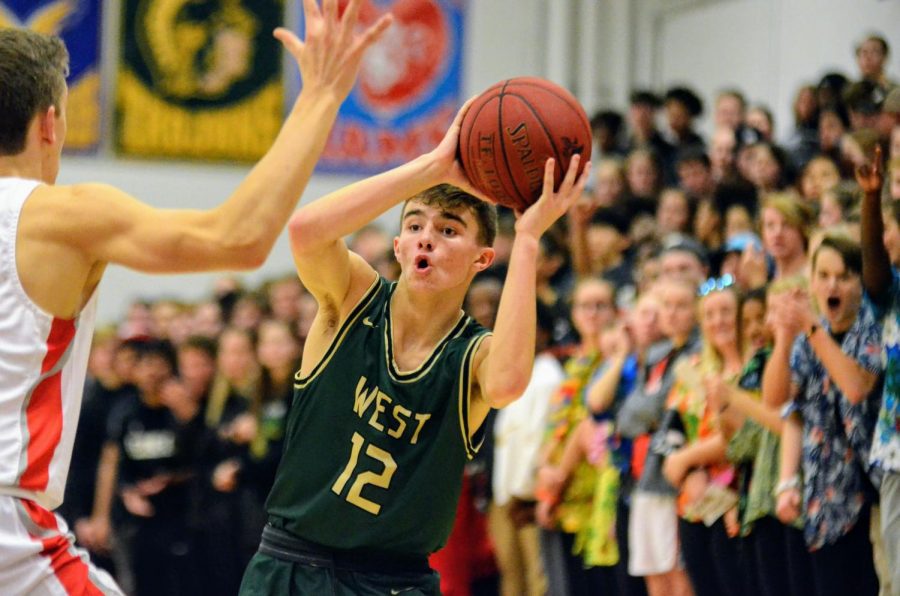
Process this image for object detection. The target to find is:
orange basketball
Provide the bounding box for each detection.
[458,77,592,211]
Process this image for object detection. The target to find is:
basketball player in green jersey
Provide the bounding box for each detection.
[239,101,591,594]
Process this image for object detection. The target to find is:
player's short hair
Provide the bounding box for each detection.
[404,184,498,247]
[0,29,69,156]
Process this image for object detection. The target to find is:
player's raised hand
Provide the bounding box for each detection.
[425,95,496,202]
[515,155,591,239]
[276,0,393,101]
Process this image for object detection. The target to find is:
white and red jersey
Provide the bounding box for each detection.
[0,177,97,510]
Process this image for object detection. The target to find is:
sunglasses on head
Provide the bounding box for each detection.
[698,273,735,297]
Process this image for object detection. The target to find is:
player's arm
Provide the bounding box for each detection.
[35,1,392,274]
[471,157,590,425]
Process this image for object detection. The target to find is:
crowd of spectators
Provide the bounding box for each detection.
[61,32,900,596]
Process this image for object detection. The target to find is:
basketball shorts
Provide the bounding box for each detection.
[239,525,440,596]
[0,494,122,595]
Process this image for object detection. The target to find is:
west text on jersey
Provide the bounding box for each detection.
[353,376,431,444]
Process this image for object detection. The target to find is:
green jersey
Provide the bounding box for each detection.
[265,276,490,556]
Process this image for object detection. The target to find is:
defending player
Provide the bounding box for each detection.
[238,101,591,594]
[0,1,390,593]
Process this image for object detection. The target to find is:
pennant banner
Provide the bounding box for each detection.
[0,0,102,151]
[314,0,466,175]
[117,0,284,161]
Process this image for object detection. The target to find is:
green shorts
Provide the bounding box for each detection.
[238,551,441,596]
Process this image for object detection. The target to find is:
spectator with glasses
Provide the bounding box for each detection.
[536,278,618,595]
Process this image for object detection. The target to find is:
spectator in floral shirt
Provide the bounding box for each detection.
[766,235,882,596]
[858,146,900,596]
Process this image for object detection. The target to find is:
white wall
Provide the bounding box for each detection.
[634,0,900,139]
[60,0,900,325]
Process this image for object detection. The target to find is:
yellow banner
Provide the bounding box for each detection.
[118,70,282,161]
[65,71,100,150]
[117,0,283,161]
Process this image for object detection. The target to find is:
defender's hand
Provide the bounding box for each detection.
[278,0,393,102]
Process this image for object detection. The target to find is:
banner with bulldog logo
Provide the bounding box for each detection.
[314,0,466,174]
[0,0,102,151]
[117,0,283,161]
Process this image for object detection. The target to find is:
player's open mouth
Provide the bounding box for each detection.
[415,256,431,271]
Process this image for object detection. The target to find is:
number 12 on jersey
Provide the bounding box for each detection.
[331,432,397,515]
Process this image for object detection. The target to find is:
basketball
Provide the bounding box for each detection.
[458,77,592,211]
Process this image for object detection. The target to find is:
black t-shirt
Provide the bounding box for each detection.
[112,398,192,523]
[59,380,138,521]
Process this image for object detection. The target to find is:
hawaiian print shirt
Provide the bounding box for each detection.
[666,353,736,521]
[870,272,900,473]
[727,348,803,534]
[789,299,883,550]
[544,350,602,534]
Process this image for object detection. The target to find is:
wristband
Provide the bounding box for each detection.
[805,323,819,339]
[773,475,800,497]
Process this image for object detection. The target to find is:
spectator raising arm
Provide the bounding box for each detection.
[858,145,890,305]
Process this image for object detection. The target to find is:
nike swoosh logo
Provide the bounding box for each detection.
[363,317,375,327]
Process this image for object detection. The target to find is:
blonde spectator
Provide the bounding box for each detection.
[712,281,815,596]
[661,278,745,596]
[761,193,812,280]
